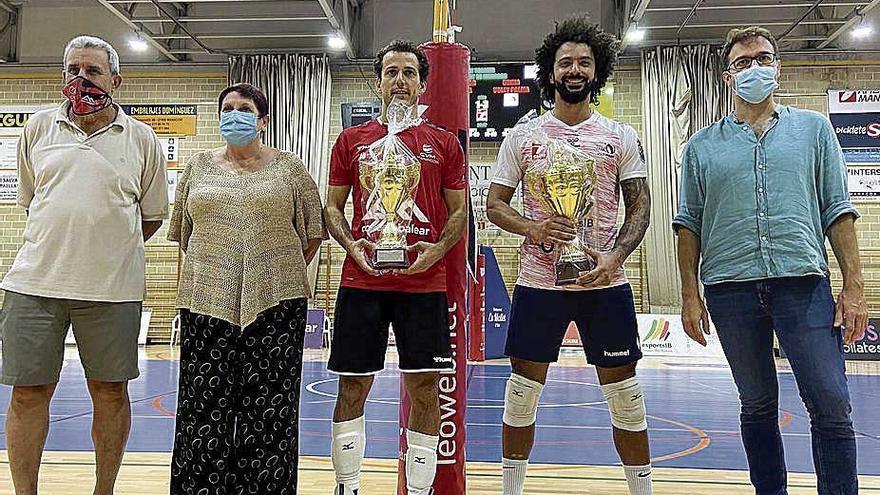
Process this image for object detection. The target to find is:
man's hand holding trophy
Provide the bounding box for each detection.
[525,137,598,286]
[357,99,424,271]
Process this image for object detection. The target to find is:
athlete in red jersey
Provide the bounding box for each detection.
[324,40,467,495]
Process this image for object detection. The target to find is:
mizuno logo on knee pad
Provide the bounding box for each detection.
[503,373,544,428]
[342,442,355,451]
[601,377,648,432]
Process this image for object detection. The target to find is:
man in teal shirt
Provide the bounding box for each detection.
[674,27,868,495]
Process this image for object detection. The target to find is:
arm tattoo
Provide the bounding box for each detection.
[612,177,651,263]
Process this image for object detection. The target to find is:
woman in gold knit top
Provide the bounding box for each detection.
[167,83,325,495]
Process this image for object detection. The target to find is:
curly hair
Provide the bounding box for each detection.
[373,39,430,82]
[535,15,620,106]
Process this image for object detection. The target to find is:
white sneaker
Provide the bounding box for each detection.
[334,484,359,495]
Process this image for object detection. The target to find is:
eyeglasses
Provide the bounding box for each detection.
[728,52,778,72]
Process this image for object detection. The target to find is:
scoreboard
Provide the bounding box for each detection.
[469,64,543,142]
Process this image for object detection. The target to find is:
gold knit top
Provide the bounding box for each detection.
[168,150,325,327]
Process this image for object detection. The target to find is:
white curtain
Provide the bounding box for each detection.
[641,45,731,312]
[228,54,333,296]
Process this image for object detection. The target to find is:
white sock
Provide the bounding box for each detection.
[405,429,439,495]
[331,416,366,491]
[502,457,528,495]
[623,464,653,495]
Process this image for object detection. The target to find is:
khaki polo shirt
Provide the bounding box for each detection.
[1,102,169,302]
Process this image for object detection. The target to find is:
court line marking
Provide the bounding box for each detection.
[9,458,879,491]
[0,390,179,437]
[304,373,715,464]
[147,394,819,439]
[304,376,606,409]
[468,374,712,461]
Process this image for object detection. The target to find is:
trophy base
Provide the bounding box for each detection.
[373,247,409,270]
[555,258,595,286]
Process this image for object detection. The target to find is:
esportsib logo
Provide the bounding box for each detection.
[644,318,671,342]
[840,91,858,103]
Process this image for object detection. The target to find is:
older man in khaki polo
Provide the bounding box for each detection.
[0,35,168,495]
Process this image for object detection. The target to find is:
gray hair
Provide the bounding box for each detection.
[63,36,120,75]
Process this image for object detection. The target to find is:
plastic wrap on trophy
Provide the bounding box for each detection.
[359,137,422,269]
[525,140,597,286]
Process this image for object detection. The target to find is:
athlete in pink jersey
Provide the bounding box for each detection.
[487,16,653,495]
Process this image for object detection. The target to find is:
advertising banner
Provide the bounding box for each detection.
[843,318,880,360]
[304,309,325,349]
[829,90,880,202]
[121,105,198,136]
[481,246,510,360]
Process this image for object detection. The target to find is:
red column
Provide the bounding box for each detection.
[397,41,471,495]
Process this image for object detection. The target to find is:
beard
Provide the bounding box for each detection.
[553,77,601,105]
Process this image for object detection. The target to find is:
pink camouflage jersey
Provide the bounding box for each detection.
[491,111,647,291]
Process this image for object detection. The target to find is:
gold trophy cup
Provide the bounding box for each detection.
[359,150,421,269]
[527,144,597,286]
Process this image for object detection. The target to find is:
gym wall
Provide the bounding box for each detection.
[0,61,877,341]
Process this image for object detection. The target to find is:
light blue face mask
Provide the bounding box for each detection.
[219,110,259,146]
[734,65,779,104]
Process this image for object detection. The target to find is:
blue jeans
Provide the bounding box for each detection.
[704,275,857,495]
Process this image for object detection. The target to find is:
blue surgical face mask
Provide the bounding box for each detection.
[220,110,259,146]
[733,65,779,104]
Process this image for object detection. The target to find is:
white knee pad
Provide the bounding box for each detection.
[331,416,366,488]
[503,373,544,428]
[601,376,647,432]
[406,429,439,493]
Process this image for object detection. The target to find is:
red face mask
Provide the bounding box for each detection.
[62,76,113,116]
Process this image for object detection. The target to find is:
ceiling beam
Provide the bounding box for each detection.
[108,0,276,3]
[146,0,219,54]
[623,34,833,46]
[818,0,880,48]
[94,0,180,62]
[316,0,354,58]
[151,33,329,40]
[620,0,651,51]
[778,0,825,40]
[646,2,865,12]
[643,19,847,30]
[785,36,838,40]
[130,16,328,23]
[676,0,707,38]
[631,0,652,21]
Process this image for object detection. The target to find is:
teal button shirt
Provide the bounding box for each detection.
[673,105,859,285]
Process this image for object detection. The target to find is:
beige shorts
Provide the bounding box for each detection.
[0,291,141,386]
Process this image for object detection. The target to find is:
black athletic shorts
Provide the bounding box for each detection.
[328,287,453,375]
[505,284,642,368]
